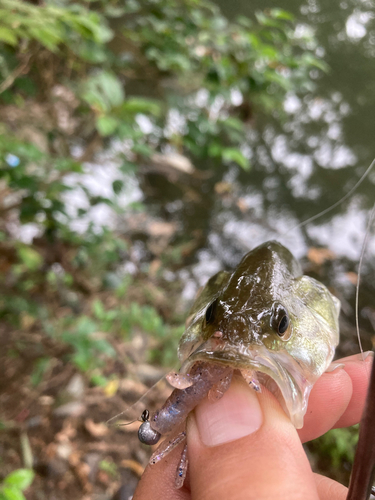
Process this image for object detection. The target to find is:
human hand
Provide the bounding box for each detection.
[134,352,373,500]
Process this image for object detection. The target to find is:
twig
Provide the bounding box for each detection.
[20,430,33,469]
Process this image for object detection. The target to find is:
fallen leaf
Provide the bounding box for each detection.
[84,418,109,438]
[346,271,358,285]
[236,198,248,213]
[307,247,336,266]
[151,153,195,174]
[103,378,119,397]
[147,221,177,238]
[214,181,232,195]
[149,259,161,277]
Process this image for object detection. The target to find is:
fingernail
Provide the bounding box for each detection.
[364,350,374,361]
[325,362,345,373]
[194,378,263,447]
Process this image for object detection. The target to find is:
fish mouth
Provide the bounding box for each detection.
[179,338,312,429]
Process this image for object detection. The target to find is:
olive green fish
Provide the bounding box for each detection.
[178,240,340,428]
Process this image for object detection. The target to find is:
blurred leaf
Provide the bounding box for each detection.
[0,487,26,500]
[82,71,124,112]
[268,9,295,21]
[222,148,250,170]
[103,378,119,396]
[122,97,161,117]
[3,469,34,490]
[96,115,119,136]
[0,27,17,45]
[112,179,124,194]
[17,247,43,271]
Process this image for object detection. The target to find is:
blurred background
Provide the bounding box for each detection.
[0,0,375,498]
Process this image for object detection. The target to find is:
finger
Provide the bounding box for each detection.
[298,352,373,443]
[298,366,352,442]
[187,376,319,500]
[333,351,372,428]
[314,473,347,500]
[133,440,190,500]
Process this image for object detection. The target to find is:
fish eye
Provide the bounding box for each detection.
[205,299,217,325]
[278,315,289,335]
[271,303,291,338]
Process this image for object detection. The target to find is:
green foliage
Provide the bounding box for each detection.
[61,316,116,372]
[99,459,118,479]
[0,469,34,500]
[0,0,327,385]
[91,298,183,366]
[0,0,112,50]
[309,425,359,469]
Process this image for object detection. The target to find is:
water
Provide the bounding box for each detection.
[135,0,375,358]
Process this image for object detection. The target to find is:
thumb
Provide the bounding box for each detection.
[187,375,319,500]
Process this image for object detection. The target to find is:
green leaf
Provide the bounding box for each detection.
[1,486,25,500]
[122,97,161,117]
[269,9,295,21]
[222,148,250,170]
[207,142,223,158]
[4,469,34,491]
[17,247,43,271]
[90,373,108,386]
[92,299,105,319]
[223,117,245,133]
[96,115,119,136]
[83,71,124,112]
[112,179,124,194]
[0,27,18,45]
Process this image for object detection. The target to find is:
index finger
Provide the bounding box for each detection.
[298,352,373,443]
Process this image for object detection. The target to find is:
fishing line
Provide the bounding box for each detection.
[355,199,375,362]
[288,157,375,231]
[106,373,171,427]
[283,157,375,365]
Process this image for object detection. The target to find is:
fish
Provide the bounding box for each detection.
[176,240,340,429]
[135,240,341,487]
[127,161,375,493]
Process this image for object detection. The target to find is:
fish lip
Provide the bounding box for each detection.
[180,339,312,429]
[180,342,285,380]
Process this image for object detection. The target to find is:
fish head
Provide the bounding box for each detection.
[178,241,340,428]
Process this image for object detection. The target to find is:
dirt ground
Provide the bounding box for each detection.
[0,324,173,500]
